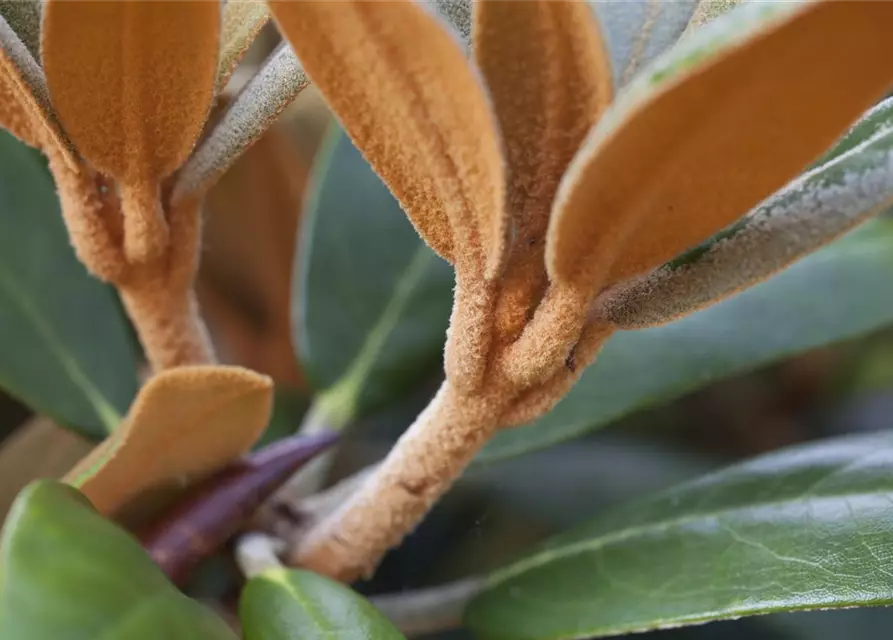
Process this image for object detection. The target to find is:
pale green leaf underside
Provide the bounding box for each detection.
[174,43,308,202]
[587,0,794,142]
[0,0,40,61]
[240,568,405,640]
[602,99,893,327]
[0,132,137,438]
[482,216,893,462]
[428,0,471,47]
[589,0,698,87]
[468,431,893,639]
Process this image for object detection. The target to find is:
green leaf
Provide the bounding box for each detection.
[467,431,893,639]
[590,0,698,87]
[240,568,405,639]
[294,127,454,424]
[0,131,138,438]
[0,480,237,639]
[481,217,893,462]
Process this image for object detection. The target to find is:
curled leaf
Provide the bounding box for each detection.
[0,16,72,162]
[547,1,893,295]
[600,111,893,328]
[64,365,273,518]
[138,431,337,586]
[270,0,507,279]
[174,44,308,202]
[473,0,612,339]
[0,62,40,149]
[217,0,270,93]
[42,0,221,262]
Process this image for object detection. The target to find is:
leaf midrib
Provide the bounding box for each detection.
[321,244,435,417]
[263,571,339,639]
[0,261,121,432]
[485,483,893,590]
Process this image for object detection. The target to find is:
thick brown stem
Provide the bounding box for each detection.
[120,281,215,370]
[289,381,509,581]
[119,178,169,264]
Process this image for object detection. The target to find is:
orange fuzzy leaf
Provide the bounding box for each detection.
[42,0,221,262]
[217,0,270,93]
[269,0,507,279]
[63,366,273,518]
[0,17,74,163]
[473,0,612,338]
[0,67,39,148]
[547,0,893,294]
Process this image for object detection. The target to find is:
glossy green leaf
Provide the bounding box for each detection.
[590,0,698,87]
[240,568,405,639]
[294,127,454,423]
[0,480,237,640]
[467,431,893,639]
[0,132,139,438]
[482,217,893,462]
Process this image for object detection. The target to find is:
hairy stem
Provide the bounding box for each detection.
[120,280,214,370]
[289,381,510,581]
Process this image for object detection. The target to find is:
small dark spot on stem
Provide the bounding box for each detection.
[398,477,431,497]
[565,345,577,373]
[272,501,302,525]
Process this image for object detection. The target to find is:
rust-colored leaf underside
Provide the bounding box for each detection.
[547,1,893,295]
[473,0,612,338]
[42,0,220,182]
[0,64,39,148]
[0,16,75,165]
[217,0,270,93]
[64,366,273,518]
[270,0,506,279]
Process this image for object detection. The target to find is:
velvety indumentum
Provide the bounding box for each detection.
[0,0,301,372]
[0,0,314,547]
[269,0,893,581]
[1,3,893,628]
